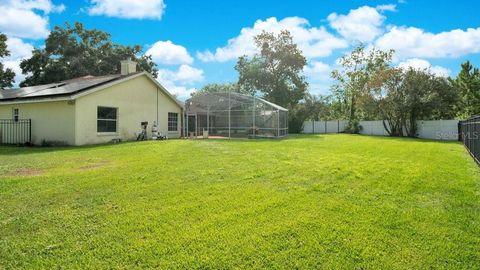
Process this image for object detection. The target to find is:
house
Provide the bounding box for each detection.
[0,60,183,145]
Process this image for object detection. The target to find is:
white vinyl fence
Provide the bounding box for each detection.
[303,120,348,134]
[303,119,460,141]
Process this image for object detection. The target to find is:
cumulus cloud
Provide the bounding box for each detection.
[157,65,204,84]
[157,79,196,98]
[155,65,203,98]
[197,17,348,62]
[0,0,64,39]
[5,37,34,59]
[174,65,204,83]
[87,0,165,20]
[155,64,204,98]
[3,0,65,13]
[303,61,333,95]
[146,40,193,65]
[0,1,62,85]
[327,6,387,43]
[304,61,330,79]
[398,58,451,77]
[376,26,480,59]
[3,37,34,85]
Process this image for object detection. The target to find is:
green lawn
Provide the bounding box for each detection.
[1,134,479,269]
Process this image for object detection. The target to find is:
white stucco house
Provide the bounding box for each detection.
[0,60,183,145]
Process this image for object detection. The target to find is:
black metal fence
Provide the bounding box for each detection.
[459,116,480,165]
[0,119,32,145]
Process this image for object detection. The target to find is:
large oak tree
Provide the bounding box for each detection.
[235,30,308,108]
[19,22,157,87]
[235,30,308,132]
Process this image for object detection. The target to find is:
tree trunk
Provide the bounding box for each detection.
[350,95,356,120]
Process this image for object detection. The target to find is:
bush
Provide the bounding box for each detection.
[345,119,361,134]
[288,105,309,133]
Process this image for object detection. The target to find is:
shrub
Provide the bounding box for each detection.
[345,119,361,134]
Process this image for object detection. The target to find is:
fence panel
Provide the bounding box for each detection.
[304,119,460,140]
[359,120,389,136]
[460,116,480,165]
[0,119,32,145]
[417,120,459,140]
[303,120,346,134]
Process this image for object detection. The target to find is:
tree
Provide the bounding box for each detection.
[331,45,393,132]
[370,68,406,136]
[401,69,457,136]
[235,30,308,108]
[191,82,253,97]
[452,61,480,118]
[235,30,308,132]
[304,94,334,121]
[372,67,458,137]
[0,33,15,88]
[19,22,157,86]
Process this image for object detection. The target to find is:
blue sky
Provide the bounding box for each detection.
[1,0,479,99]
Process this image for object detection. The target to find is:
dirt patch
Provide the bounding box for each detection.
[4,168,44,177]
[78,160,111,171]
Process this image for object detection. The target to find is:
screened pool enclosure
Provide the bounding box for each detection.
[185,92,288,139]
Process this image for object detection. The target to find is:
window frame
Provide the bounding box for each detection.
[97,106,118,134]
[168,112,178,132]
[12,108,19,122]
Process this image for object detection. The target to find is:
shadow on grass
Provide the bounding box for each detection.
[0,133,459,156]
[0,141,141,156]
[351,133,462,144]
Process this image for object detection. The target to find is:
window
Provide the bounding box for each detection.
[168,112,178,131]
[97,107,118,133]
[12,108,19,122]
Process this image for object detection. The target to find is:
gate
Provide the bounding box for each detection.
[459,116,480,165]
[0,119,32,145]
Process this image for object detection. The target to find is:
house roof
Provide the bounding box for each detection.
[0,72,183,108]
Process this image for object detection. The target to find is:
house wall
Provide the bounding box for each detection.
[74,75,182,145]
[0,101,75,145]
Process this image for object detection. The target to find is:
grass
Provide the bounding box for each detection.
[0,134,479,269]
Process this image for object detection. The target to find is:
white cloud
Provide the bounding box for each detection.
[156,76,197,99]
[166,84,196,98]
[327,6,386,43]
[87,0,165,20]
[376,26,480,59]
[146,40,193,65]
[3,37,34,85]
[197,17,348,62]
[398,58,451,77]
[4,60,27,86]
[157,77,196,98]
[2,0,65,13]
[304,61,330,79]
[0,0,65,39]
[175,65,204,83]
[304,61,333,95]
[6,37,34,59]
[156,65,204,99]
[376,4,397,12]
[157,65,204,84]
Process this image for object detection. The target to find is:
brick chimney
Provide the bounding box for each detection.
[120,59,137,75]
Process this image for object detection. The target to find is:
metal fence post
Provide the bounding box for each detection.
[460,116,480,165]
